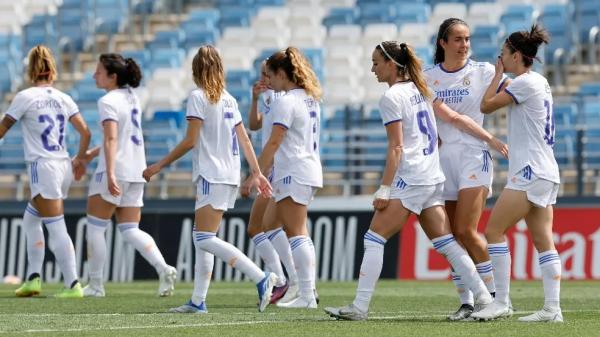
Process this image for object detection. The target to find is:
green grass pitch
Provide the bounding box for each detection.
[1,280,599,336]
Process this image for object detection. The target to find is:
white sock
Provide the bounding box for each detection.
[488,242,511,305]
[432,234,490,304]
[192,231,214,306]
[538,250,561,311]
[195,231,264,283]
[252,232,286,286]
[289,235,316,299]
[86,215,111,283]
[475,260,496,294]
[23,203,44,278]
[353,230,386,313]
[118,223,169,275]
[267,228,298,285]
[451,271,474,306]
[307,236,317,290]
[43,215,77,287]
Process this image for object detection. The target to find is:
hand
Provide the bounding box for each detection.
[142,163,161,182]
[71,157,87,181]
[372,185,391,211]
[489,138,508,159]
[240,175,253,198]
[107,173,121,197]
[247,172,273,198]
[252,80,268,99]
[495,56,504,77]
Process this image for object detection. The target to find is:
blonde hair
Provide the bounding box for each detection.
[376,41,432,100]
[266,47,322,100]
[192,45,225,104]
[27,45,57,84]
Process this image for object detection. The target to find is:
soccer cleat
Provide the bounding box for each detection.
[518,308,563,323]
[447,303,474,321]
[277,283,299,304]
[270,281,289,304]
[168,300,208,314]
[257,272,278,312]
[324,304,368,321]
[83,284,106,297]
[471,300,511,321]
[158,265,177,297]
[54,282,84,298]
[276,295,318,309]
[15,277,42,297]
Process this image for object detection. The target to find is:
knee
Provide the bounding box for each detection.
[247,224,261,238]
[484,225,504,243]
[454,226,478,245]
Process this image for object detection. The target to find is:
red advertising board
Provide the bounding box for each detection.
[398,208,600,280]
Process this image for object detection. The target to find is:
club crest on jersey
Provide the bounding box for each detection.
[462,76,471,86]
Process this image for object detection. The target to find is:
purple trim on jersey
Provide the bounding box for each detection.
[224,112,234,119]
[68,112,81,121]
[186,116,204,121]
[504,88,519,104]
[433,97,439,103]
[273,122,289,129]
[235,121,242,126]
[496,78,508,94]
[438,60,470,74]
[384,119,402,126]
[102,118,118,124]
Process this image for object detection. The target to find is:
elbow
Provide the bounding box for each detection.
[181,138,196,151]
[480,102,493,114]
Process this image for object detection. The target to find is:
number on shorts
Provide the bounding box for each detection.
[130,108,142,146]
[543,100,555,146]
[38,114,65,152]
[417,110,436,156]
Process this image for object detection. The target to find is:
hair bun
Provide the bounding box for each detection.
[400,43,407,49]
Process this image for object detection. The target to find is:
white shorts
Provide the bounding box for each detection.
[195,177,238,211]
[88,172,144,207]
[29,159,72,200]
[390,177,445,215]
[273,176,317,206]
[506,166,559,208]
[439,143,493,200]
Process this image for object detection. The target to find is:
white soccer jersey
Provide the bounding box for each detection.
[258,89,284,149]
[5,87,79,161]
[424,60,506,148]
[379,81,445,186]
[95,87,147,183]
[186,88,243,185]
[270,89,323,187]
[504,71,560,183]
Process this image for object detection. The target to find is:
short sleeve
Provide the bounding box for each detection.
[186,91,206,121]
[5,92,29,121]
[379,94,403,126]
[63,95,80,118]
[98,97,119,123]
[233,100,243,126]
[504,75,531,105]
[271,97,293,129]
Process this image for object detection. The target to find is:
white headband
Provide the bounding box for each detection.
[379,43,405,69]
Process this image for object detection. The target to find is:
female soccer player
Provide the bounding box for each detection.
[324,41,493,320]
[471,25,562,322]
[426,18,509,320]
[252,47,323,309]
[143,45,276,313]
[3,45,91,298]
[244,60,298,304]
[81,54,177,298]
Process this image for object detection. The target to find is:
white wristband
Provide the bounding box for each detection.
[374,185,391,201]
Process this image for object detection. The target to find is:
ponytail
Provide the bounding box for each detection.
[376,41,431,100]
[27,45,57,84]
[99,53,143,88]
[505,24,550,67]
[266,47,322,100]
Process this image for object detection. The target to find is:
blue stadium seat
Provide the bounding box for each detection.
[150,48,185,71]
[471,44,497,64]
[183,29,219,52]
[395,3,430,25]
[358,3,396,26]
[149,30,185,50]
[152,110,186,128]
[322,8,359,29]
[577,0,600,42]
[579,82,600,97]
[226,70,253,91]
[471,25,500,46]
[218,6,254,31]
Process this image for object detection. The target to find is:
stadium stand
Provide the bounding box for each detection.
[0,0,598,199]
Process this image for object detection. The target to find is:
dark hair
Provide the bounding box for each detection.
[434,18,469,64]
[505,24,550,67]
[266,47,322,100]
[375,41,431,99]
[99,53,142,88]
